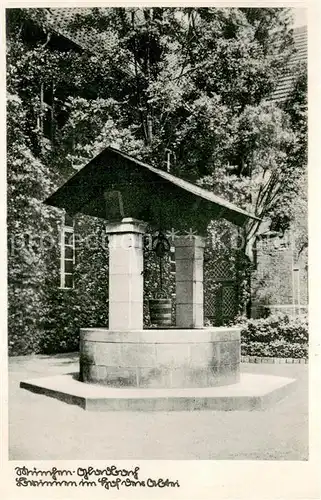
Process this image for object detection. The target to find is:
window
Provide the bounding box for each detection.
[170,246,176,297]
[37,82,54,141]
[60,213,75,289]
[37,81,71,141]
[170,246,176,275]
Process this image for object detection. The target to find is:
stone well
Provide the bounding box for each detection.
[20,148,296,412]
[79,328,240,388]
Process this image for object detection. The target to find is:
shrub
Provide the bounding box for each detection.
[239,313,308,358]
[240,314,308,343]
[241,339,308,358]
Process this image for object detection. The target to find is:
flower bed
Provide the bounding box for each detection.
[239,314,308,359]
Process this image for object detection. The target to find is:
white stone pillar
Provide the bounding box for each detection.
[174,235,205,328]
[106,218,147,330]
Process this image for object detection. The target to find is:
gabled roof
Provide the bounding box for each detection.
[42,8,136,78]
[44,8,113,53]
[45,146,260,229]
[108,148,260,222]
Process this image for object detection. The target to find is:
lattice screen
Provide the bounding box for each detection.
[204,292,218,320]
[204,281,237,325]
[210,259,235,280]
[222,284,237,322]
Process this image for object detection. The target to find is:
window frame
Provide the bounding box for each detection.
[59,213,75,290]
[170,245,176,298]
[170,246,176,275]
[37,81,55,141]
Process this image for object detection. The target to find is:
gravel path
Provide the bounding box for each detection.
[8,353,308,460]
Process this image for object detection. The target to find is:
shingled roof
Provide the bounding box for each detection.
[44,8,114,53]
[43,8,137,78]
[269,25,307,103]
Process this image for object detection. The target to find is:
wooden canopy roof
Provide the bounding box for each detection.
[45,147,259,233]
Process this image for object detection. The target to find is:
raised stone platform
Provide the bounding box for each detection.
[79,327,240,388]
[20,372,296,411]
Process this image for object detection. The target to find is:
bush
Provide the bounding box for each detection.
[241,339,308,358]
[239,314,308,358]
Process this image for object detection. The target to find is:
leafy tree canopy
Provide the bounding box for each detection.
[7,7,306,252]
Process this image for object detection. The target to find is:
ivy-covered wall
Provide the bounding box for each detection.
[8,208,110,355]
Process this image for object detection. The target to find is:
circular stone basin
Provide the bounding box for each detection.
[79,328,240,389]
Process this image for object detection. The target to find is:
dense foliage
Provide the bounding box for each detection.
[6,7,307,354]
[240,314,308,358]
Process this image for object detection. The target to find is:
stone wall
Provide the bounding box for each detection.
[80,327,241,388]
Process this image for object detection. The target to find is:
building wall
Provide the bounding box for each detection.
[251,231,308,318]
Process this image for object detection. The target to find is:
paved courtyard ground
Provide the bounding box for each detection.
[8,353,308,460]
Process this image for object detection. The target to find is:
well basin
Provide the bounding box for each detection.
[79,327,240,388]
